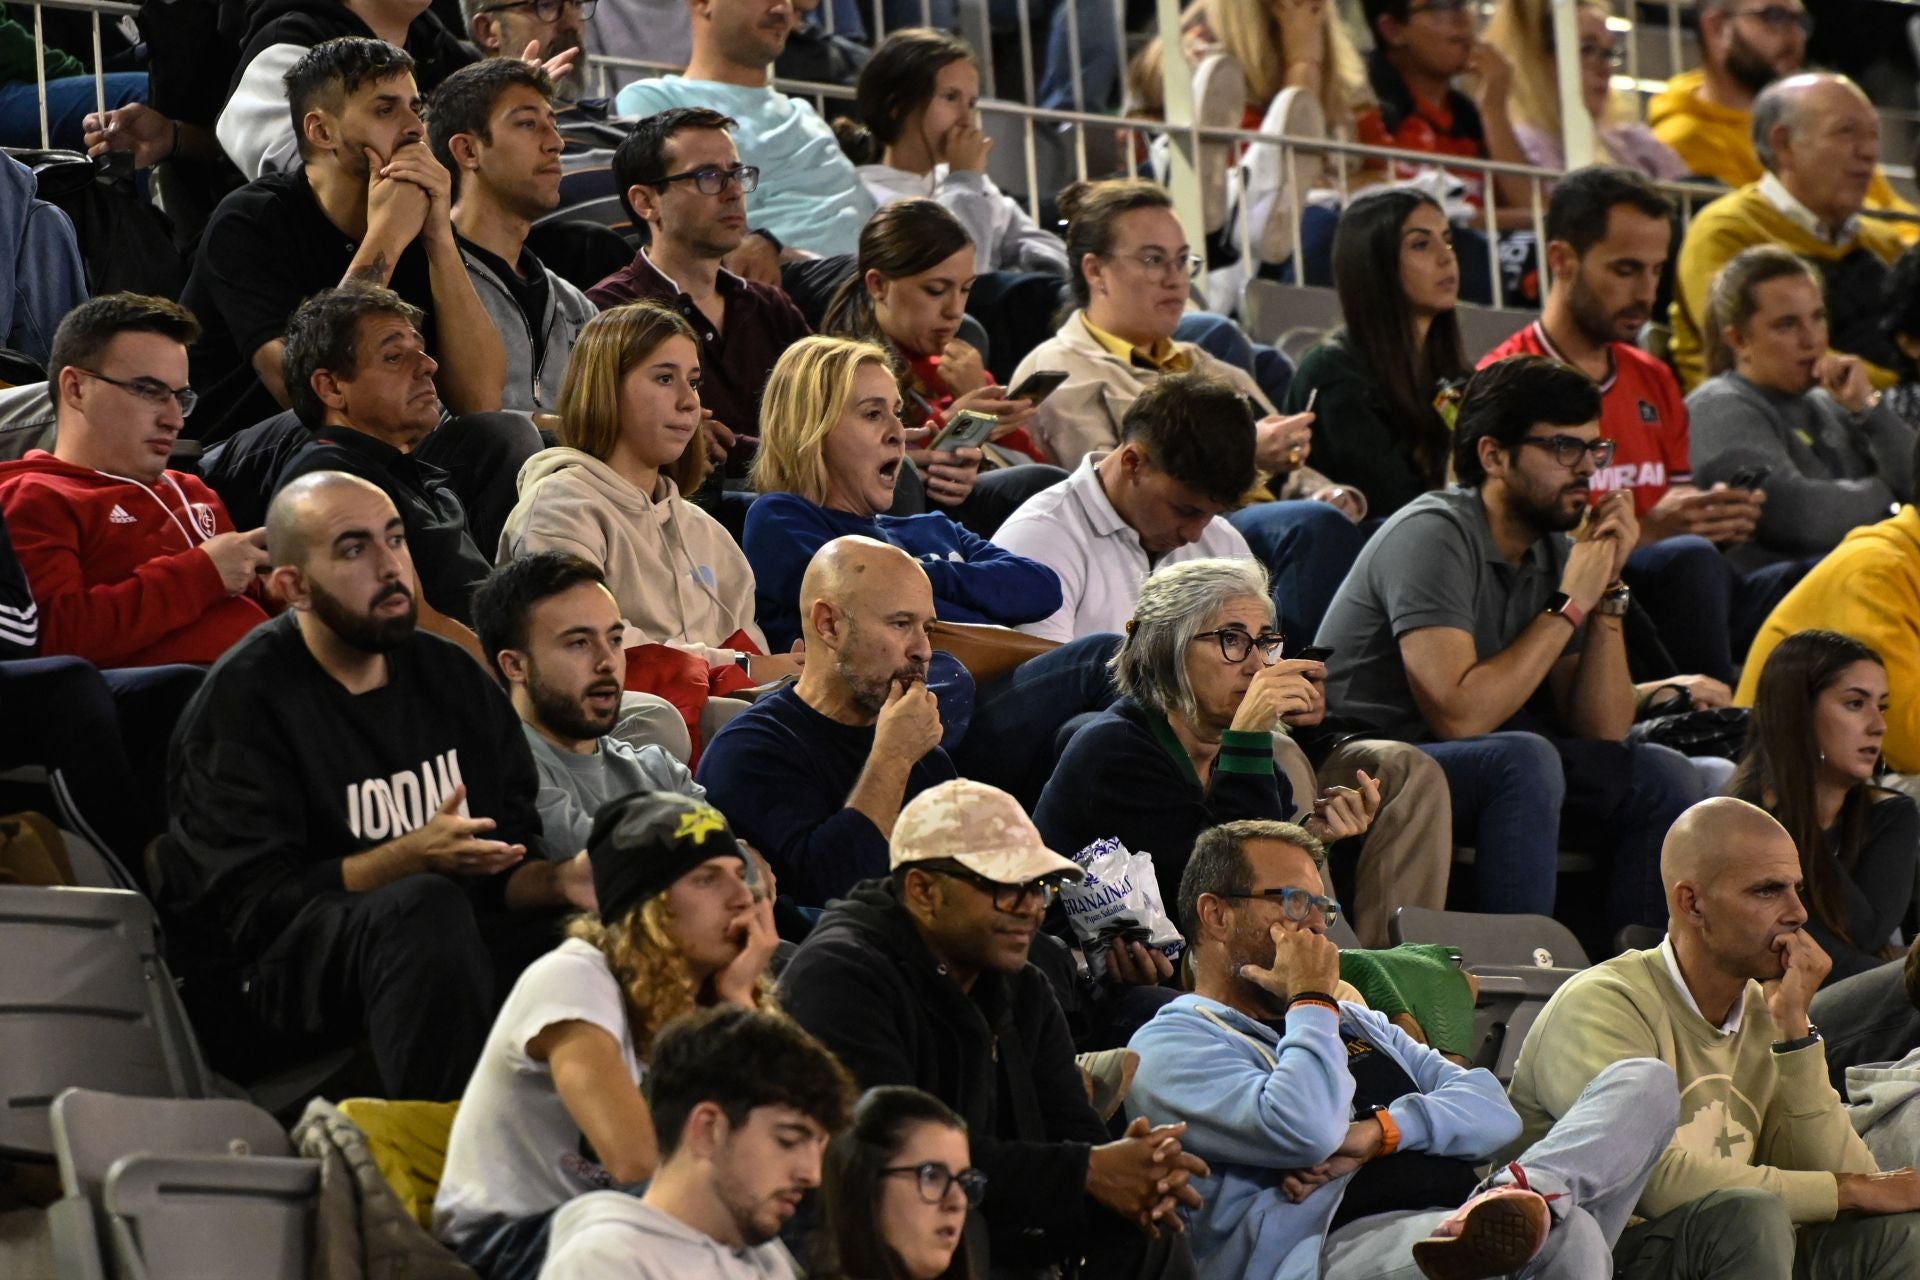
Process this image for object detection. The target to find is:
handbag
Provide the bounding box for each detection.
[1626,704,1750,761]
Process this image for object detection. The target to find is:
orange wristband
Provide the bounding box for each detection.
[1372,1108,1400,1157]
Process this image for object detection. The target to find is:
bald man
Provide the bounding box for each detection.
[1668,74,1908,390]
[695,535,956,907]
[1507,797,1920,1278]
[156,470,593,1100]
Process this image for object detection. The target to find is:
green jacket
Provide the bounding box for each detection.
[0,5,85,85]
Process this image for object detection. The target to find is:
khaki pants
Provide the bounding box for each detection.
[1273,735,1452,949]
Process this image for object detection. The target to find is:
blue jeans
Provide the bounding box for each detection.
[1227,500,1368,647]
[0,71,146,152]
[1175,311,1296,409]
[953,632,1121,808]
[1625,538,1814,686]
[1419,731,1703,928]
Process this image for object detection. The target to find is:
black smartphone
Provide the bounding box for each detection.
[1295,645,1336,662]
[1727,465,1771,490]
[1008,369,1070,405]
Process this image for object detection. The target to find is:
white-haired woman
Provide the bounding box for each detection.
[1034,557,1379,900]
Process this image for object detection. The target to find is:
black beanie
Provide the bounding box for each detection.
[586,791,749,925]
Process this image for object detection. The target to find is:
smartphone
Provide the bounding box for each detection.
[1295,645,1336,662]
[1008,368,1070,406]
[928,410,999,452]
[1727,465,1771,490]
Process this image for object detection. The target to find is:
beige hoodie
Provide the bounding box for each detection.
[499,448,768,665]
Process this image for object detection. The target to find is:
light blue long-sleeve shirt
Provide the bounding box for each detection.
[611,76,873,257]
[1126,994,1520,1280]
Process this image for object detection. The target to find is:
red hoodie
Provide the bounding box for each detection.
[0,451,269,667]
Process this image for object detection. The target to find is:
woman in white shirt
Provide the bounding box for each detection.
[433,792,780,1280]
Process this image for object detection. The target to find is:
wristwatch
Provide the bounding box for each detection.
[1595,581,1632,617]
[1771,1023,1822,1055]
[1543,592,1585,629]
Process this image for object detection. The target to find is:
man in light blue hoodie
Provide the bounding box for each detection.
[1128,818,1682,1280]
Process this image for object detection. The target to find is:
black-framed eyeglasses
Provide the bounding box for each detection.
[652,164,760,196]
[477,0,597,21]
[72,368,198,418]
[1220,885,1342,926]
[1191,627,1285,665]
[1734,5,1810,33]
[925,862,1062,912]
[1517,434,1616,469]
[1578,42,1626,70]
[883,1162,990,1207]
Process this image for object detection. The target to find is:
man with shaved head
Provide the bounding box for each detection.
[1668,73,1908,389]
[156,471,593,1100]
[696,535,956,907]
[1508,796,1920,1277]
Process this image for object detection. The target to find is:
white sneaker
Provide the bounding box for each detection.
[1190,52,1247,233]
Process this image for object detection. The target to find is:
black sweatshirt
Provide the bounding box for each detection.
[0,509,38,659]
[778,878,1111,1268]
[158,612,546,957]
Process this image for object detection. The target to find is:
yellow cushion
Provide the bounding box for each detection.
[338,1097,461,1229]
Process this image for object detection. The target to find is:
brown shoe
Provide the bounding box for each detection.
[1410,1185,1550,1280]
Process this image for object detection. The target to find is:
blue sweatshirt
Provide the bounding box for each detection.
[742,493,1064,651]
[1127,994,1519,1280]
[695,684,958,907]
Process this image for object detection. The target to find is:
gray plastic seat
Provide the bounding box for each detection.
[50,1088,317,1280]
[0,886,210,1159]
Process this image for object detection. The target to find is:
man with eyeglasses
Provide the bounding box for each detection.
[0,293,273,669]
[612,0,875,260]
[1668,72,1908,391]
[1317,356,1708,938]
[1128,816,1680,1280]
[428,60,596,414]
[464,0,591,103]
[781,776,1210,1280]
[589,107,809,470]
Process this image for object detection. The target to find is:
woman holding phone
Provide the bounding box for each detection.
[821,198,1066,536]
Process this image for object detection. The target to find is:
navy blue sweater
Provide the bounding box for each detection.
[742,492,1063,651]
[695,684,958,907]
[1034,698,1293,896]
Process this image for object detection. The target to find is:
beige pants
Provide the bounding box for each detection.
[1273,735,1453,949]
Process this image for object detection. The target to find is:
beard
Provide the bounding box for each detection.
[1509,473,1590,534]
[527,662,619,743]
[310,578,416,653]
[1226,917,1293,1015]
[1567,272,1648,347]
[1724,28,1788,96]
[835,621,930,718]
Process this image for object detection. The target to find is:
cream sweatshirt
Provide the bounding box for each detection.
[1507,945,1877,1225]
[499,448,768,664]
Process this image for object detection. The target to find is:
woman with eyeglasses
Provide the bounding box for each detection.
[1034,557,1378,898]
[1727,630,1918,984]
[815,1087,981,1280]
[1688,245,1917,570]
[1481,0,1688,180]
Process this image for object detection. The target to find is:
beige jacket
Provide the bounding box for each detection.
[1009,310,1326,499]
[500,448,768,663]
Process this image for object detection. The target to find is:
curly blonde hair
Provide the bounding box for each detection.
[567,897,775,1055]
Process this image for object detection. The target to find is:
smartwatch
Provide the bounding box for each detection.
[1543,591,1585,630]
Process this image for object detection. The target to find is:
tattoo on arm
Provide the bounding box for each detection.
[346,252,389,287]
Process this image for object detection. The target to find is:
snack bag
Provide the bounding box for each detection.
[1060,837,1185,980]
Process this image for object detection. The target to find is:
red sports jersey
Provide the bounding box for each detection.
[1480,321,1690,515]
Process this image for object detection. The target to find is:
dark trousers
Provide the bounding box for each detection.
[1228,499,1371,647]
[1624,536,1815,685]
[890,459,1072,539]
[413,411,545,558]
[953,633,1122,810]
[0,657,202,884]
[243,875,555,1100]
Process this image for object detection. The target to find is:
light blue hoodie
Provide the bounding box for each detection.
[1127,994,1520,1280]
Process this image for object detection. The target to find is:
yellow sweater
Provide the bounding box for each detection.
[1737,505,1920,771]
[1649,68,1917,241]
[1507,946,1876,1225]
[1669,182,1907,390]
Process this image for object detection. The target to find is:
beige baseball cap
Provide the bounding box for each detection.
[890,779,1085,883]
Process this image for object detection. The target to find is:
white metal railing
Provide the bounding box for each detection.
[21,0,141,152]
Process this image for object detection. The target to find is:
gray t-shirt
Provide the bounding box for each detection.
[525,724,704,856]
[1315,485,1584,741]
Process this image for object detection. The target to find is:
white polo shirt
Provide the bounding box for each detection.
[992,453,1254,642]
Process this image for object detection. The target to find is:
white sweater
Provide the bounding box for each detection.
[855,162,1070,276]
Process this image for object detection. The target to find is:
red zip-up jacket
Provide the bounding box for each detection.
[0,451,269,667]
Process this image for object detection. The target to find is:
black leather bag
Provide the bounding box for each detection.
[1626,705,1750,761]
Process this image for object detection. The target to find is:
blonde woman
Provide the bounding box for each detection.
[433,792,779,1280]
[742,335,1062,653]
[500,302,799,694]
[1482,0,1687,179]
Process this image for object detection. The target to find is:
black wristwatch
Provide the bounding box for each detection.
[1771,1023,1822,1054]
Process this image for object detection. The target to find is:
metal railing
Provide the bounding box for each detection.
[21,0,141,152]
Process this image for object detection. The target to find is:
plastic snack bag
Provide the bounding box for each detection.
[1060,837,1186,981]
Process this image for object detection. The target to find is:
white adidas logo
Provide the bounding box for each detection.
[108,504,135,524]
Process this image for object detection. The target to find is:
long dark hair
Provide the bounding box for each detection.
[815,1087,973,1280]
[820,199,974,353]
[832,28,976,166]
[1330,187,1467,488]
[1728,629,1886,943]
